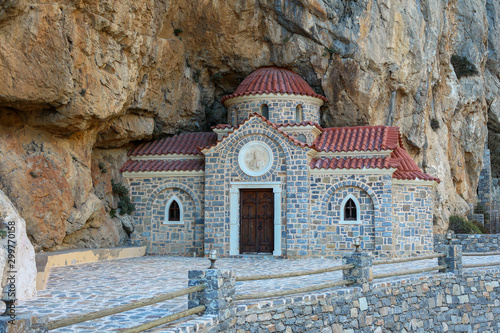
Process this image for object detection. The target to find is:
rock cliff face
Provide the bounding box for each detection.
[0,0,498,250]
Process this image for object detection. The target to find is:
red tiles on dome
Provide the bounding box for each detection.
[127,132,218,157]
[120,159,204,173]
[314,126,400,153]
[221,67,328,103]
[310,157,400,170]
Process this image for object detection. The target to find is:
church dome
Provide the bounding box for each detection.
[221,66,328,104]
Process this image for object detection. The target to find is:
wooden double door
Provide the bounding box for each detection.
[240,189,274,254]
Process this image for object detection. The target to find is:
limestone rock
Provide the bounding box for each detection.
[0,0,498,249]
[0,0,26,25]
[119,214,134,235]
[0,189,36,300]
[95,114,155,149]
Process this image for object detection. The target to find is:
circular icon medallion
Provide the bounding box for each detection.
[238,142,273,177]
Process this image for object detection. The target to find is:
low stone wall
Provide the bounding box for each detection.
[160,268,500,333]
[434,234,500,252]
[9,248,500,333]
[234,270,500,332]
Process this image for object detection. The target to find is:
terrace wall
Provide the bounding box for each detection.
[435,234,500,252]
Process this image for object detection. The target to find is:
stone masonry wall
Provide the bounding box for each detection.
[227,97,321,125]
[477,146,492,213]
[163,268,500,333]
[435,234,500,252]
[309,174,395,258]
[233,270,500,333]
[281,128,318,145]
[127,175,205,255]
[203,116,311,257]
[392,184,434,257]
[309,181,375,256]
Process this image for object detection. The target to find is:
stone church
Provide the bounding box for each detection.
[121,67,440,258]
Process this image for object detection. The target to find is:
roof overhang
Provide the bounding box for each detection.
[311,150,393,158]
[392,179,438,187]
[130,154,204,161]
[279,125,323,137]
[213,128,234,137]
[122,170,205,178]
[309,168,397,175]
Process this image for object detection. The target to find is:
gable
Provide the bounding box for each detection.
[203,113,310,155]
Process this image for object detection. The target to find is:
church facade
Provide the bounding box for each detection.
[121,67,440,258]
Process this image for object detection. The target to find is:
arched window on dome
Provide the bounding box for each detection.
[340,194,360,224]
[231,107,238,124]
[261,104,269,119]
[295,105,303,123]
[165,196,183,224]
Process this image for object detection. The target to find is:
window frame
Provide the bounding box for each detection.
[340,194,361,224]
[164,196,184,225]
[295,104,303,123]
[261,104,269,119]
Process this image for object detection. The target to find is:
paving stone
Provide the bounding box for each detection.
[17,254,500,332]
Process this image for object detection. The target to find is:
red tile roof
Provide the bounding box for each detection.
[390,146,441,182]
[221,67,328,103]
[310,157,400,170]
[314,126,400,152]
[277,121,323,131]
[127,132,217,156]
[120,159,204,173]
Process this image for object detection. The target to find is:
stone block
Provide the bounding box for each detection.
[342,252,373,286]
[436,245,463,275]
[0,315,48,333]
[188,268,236,332]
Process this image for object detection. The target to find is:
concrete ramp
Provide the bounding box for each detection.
[36,246,146,290]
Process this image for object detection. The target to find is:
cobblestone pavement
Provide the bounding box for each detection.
[18,254,500,332]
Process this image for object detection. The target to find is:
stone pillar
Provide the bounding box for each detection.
[0,314,48,333]
[188,269,236,332]
[436,244,463,275]
[342,252,373,287]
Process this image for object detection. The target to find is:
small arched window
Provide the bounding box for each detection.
[297,134,307,142]
[340,194,360,224]
[261,104,269,119]
[233,108,239,124]
[169,201,180,221]
[344,199,356,221]
[295,105,303,123]
[165,196,183,224]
